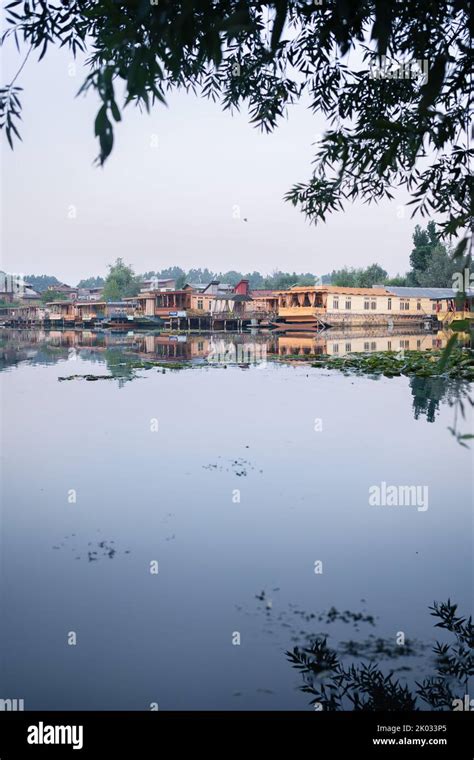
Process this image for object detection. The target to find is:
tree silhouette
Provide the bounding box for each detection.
[1,1,470,248]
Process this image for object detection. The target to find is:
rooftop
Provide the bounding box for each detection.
[285,285,390,296]
[383,286,474,299]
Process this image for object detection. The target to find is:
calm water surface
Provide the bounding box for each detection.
[1,330,472,710]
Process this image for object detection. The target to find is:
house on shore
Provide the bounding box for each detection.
[46,283,78,300]
[126,279,274,328]
[0,272,40,303]
[274,285,474,329]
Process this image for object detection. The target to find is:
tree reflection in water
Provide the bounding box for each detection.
[410,375,473,445]
[286,600,473,711]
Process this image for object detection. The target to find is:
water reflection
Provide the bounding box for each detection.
[285,599,472,711]
[1,330,471,710]
[1,327,471,421]
[1,326,469,367]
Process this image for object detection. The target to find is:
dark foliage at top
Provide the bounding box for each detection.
[1,1,471,250]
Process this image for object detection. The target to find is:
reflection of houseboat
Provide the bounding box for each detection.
[276,328,462,357]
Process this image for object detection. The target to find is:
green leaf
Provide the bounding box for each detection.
[270,0,288,52]
[437,334,457,372]
[110,99,121,122]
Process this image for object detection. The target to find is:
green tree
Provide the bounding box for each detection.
[330,264,387,288]
[330,268,358,287]
[41,289,67,303]
[1,1,470,249]
[410,221,449,284]
[185,268,216,285]
[417,244,459,287]
[218,270,244,286]
[25,275,61,293]
[77,276,105,288]
[357,264,388,288]
[385,274,409,286]
[102,258,140,301]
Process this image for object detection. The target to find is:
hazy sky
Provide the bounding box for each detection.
[2,41,417,285]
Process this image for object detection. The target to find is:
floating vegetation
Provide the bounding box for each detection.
[58,374,117,381]
[130,360,189,371]
[286,600,473,711]
[203,456,263,477]
[52,534,131,561]
[309,349,474,381]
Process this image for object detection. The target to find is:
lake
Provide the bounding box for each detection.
[1,328,472,710]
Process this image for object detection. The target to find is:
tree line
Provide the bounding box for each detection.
[24,222,466,302]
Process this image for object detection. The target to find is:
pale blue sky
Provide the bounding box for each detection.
[2,41,416,285]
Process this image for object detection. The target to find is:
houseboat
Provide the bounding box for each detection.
[273,285,474,330]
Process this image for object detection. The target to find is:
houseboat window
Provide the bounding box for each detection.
[364,299,370,310]
[345,299,351,309]
[387,298,392,310]
[333,298,339,309]
[370,299,376,310]
[197,299,203,309]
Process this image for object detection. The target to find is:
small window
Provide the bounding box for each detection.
[371,341,376,350]
[333,343,339,353]
[197,299,203,309]
[432,303,437,311]
[345,299,351,310]
[387,341,392,350]
[364,300,370,310]
[417,340,421,348]
[417,300,421,310]
[333,298,339,309]
[371,300,376,310]
[364,342,370,350]
[388,298,392,310]
[198,341,204,351]
[208,301,212,310]
[345,342,351,353]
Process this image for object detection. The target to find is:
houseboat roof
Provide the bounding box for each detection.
[214,293,253,302]
[383,286,474,299]
[283,285,390,296]
[75,300,135,307]
[127,290,189,299]
[183,282,208,291]
[184,281,234,293]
